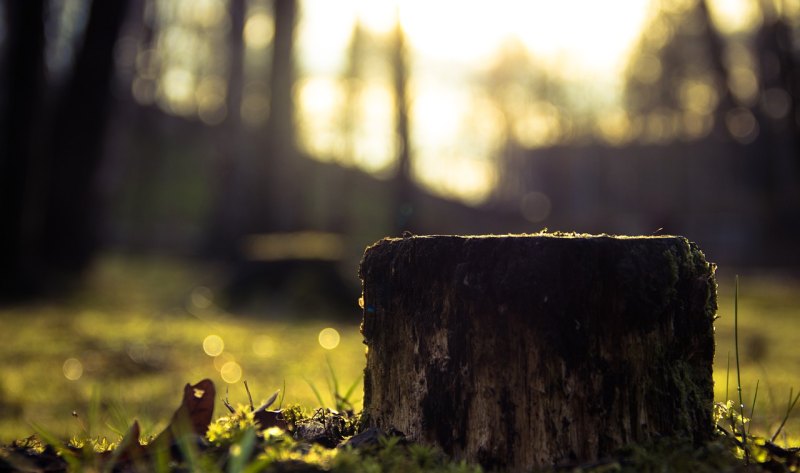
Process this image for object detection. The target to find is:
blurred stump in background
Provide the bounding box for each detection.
[224,232,358,317]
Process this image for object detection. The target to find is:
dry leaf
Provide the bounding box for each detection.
[107,420,144,465]
[253,408,288,430]
[152,379,216,449]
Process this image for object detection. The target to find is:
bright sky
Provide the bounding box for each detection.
[293,0,757,203]
[299,0,654,76]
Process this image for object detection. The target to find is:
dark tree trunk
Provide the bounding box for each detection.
[40,0,130,276]
[0,0,47,299]
[359,234,717,472]
[267,0,297,153]
[205,0,247,257]
[390,18,414,234]
[252,0,299,233]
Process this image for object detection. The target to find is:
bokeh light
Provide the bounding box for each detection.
[203,334,224,356]
[520,192,552,223]
[220,361,242,383]
[244,11,274,49]
[191,286,215,310]
[62,358,83,381]
[318,327,341,350]
[726,107,759,144]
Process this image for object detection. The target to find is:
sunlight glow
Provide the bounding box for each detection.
[707,0,761,34]
[295,0,756,202]
[298,0,653,203]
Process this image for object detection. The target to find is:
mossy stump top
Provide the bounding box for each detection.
[359,233,717,472]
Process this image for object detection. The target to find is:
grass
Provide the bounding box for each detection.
[0,254,798,470]
[0,253,366,443]
[713,269,800,444]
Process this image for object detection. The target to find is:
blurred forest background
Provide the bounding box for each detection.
[1,0,800,306]
[1,0,800,442]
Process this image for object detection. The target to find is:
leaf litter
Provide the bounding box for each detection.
[1,378,799,472]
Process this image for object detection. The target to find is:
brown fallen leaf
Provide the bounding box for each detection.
[253,389,288,430]
[253,408,288,431]
[151,379,216,449]
[100,419,145,469]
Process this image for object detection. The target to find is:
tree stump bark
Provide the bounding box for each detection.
[359,234,717,471]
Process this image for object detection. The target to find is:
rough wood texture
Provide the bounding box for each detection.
[359,234,717,471]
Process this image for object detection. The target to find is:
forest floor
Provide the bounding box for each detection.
[0,254,798,471]
[0,253,365,443]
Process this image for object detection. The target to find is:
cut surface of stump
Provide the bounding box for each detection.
[359,234,717,471]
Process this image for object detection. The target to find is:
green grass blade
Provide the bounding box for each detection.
[278,379,286,409]
[342,374,363,406]
[725,351,730,406]
[771,387,800,442]
[153,439,171,473]
[304,377,326,408]
[30,422,81,471]
[227,427,257,473]
[105,398,133,437]
[734,275,749,462]
[325,354,340,409]
[748,379,759,436]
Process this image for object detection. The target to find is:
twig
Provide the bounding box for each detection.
[223,386,235,414]
[244,380,255,411]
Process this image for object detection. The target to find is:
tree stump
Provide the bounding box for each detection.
[359,234,717,471]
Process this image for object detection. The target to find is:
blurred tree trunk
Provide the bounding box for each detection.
[751,3,800,262]
[118,0,162,251]
[267,0,297,154]
[206,0,247,257]
[251,0,299,233]
[341,22,365,166]
[40,0,130,278]
[390,18,415,234]
[0,0,47,299]
[695,0,735,139]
